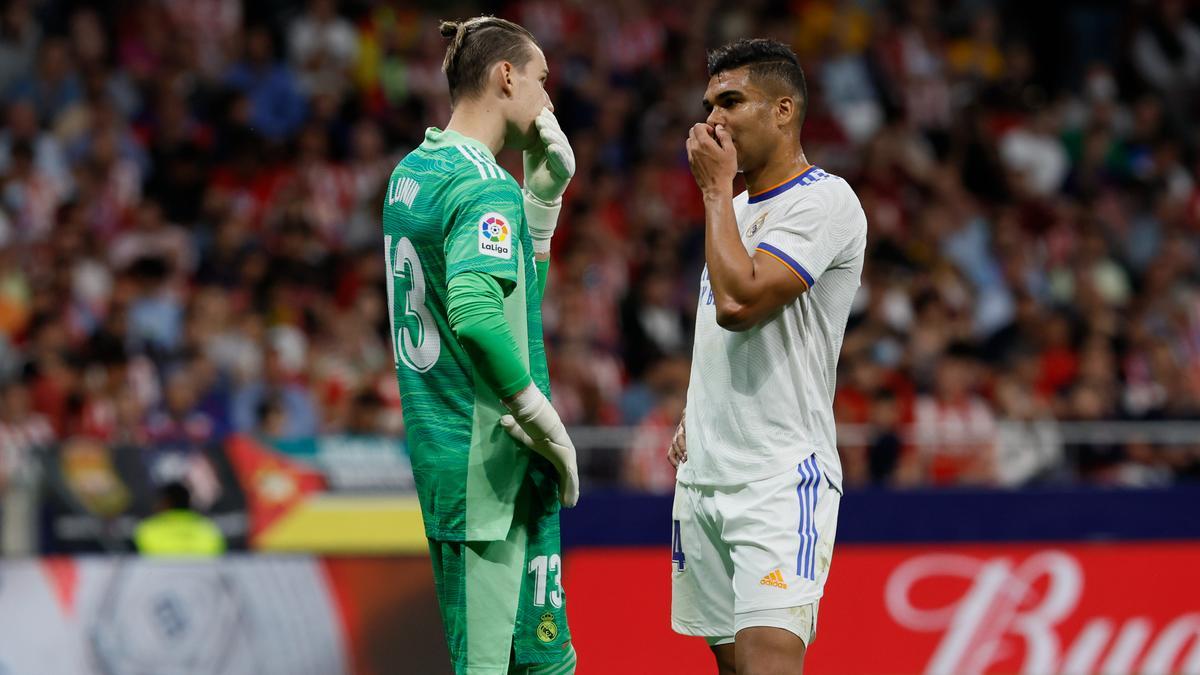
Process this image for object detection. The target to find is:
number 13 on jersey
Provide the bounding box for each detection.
[384,234,441,373]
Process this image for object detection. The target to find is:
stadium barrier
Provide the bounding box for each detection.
[1,542,1195,675]
[3,426,1198,673]
[7,419,1196,555]
[21,433,423,555]
[559,483,1200,673]
[560,485,1200,673]
[570,420,1200,449]
[0,555,449,675]
[567,542,1200,674]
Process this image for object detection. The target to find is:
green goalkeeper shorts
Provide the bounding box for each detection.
[428,477,574,675]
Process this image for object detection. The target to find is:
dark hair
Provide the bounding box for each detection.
[707,39,808,126]
[10,139,33,162]
[160,481,191,510]
[439,16,538,105]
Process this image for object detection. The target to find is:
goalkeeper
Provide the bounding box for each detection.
[381,16,578,675]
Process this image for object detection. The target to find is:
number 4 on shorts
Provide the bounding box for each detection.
[672,520,686,571]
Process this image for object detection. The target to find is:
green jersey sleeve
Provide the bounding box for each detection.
[444,178,525,293]
[446,271,533,399]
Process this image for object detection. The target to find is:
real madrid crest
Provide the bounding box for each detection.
[536,612,558,643]
[746,211,769,238]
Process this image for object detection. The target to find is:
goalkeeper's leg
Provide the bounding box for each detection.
[508,475,574,673]
[508,644,576,674]
[429,478,573,674]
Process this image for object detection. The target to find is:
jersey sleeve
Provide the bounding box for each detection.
[444,176,524,292]
[754,184,863,290]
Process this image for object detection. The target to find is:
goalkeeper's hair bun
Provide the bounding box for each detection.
[439,20,468,74]
[437,16,538,105]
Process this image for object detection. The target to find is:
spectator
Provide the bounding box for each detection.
[289,0,359,98]
[0,1,40,95]
[620,268,689,381]
[231,335,318,440]
[0,380,55,490]
[224,26,307,142]
[134,481,225,557]
[999,104,1070,198]
[6,37,81,125]
[1131,0,1200,145]
[109,198,193,278]
[865,389,906,486]
[162,0,242,79]
[911,344,997,485]
[0,0,1195,497]
[993,375,1064,486]
[141,368,218,450]
[344,390,386,436]
[0,139,62,242]
[0,100,70,194]
[622,358,688,493]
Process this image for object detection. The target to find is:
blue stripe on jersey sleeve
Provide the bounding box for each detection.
[757,242,816,288]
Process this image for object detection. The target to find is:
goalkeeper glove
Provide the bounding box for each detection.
[522,108,576,255]
[500,382,580,507]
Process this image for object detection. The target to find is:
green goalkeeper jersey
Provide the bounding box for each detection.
[383,127,552,542]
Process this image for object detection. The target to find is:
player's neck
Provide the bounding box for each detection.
[445,103,506,156]
[744,143,810,197]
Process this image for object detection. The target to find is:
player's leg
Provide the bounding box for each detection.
[671,481,738,671]
[431,471,571,674]
[733,621,809,675]
[725,455,841,675]
[432,474,573,675]
[507,644,576,674]
[433,483,535,674]
[428,539,471,673]
[709,639,737,675]
[459,527,528,674]
[508,469,574,673]
[731,602,819,674]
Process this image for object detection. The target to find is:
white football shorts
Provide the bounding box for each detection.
[670,453,840,646]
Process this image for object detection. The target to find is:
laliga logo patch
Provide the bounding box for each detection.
[478,212,512,259]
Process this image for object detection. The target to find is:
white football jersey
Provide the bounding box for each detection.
[677,166,867,492]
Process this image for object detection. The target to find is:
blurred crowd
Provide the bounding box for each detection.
[0,0,1198,498]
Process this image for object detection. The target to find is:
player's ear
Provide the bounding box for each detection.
[497,61,516,98]
[776,96,796,128]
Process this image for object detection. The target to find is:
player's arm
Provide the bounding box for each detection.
[667,409,686,467]
[444,179,579,506]
[523,108,575,295]
[536,259,549,297]
[446,272,531,397]
[445,270,579,507]
[699,187,808,331]
[687,123,808,332]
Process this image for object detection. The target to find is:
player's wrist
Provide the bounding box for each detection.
[702,186,733,203]
[523,186,561,209]
[503,381,543,416]
[523,188,562,255]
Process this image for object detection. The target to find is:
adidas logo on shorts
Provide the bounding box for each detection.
[760,569,788,589]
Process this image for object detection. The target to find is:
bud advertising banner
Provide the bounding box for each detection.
[567,543,1200,674]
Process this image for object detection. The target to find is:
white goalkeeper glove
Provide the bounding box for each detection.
[522,108,576,255]
[500,382,580,507]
